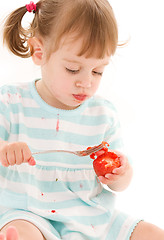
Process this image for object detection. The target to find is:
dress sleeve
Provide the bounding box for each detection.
[103,99,133,163]
[103,100,124,152]
[0,86,10,141]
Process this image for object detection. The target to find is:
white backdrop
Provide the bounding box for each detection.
[0,0,164,229]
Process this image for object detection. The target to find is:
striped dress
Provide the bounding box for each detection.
[0,80,141,240]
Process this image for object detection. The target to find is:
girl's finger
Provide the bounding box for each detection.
[6,226,19,240]
[112,166,124,174]
[0,151,9,167]
[0,233,5,240]
[98,176,110,184]
[14,149,23,165]
[28,157,36,166]
[21,145,32,163]
[99,174,119,184]
[6,149,16,166]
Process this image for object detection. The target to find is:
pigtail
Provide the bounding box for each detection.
[3,0,119,59]
[3,6,33,58]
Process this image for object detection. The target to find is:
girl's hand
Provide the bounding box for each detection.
[98,150,129,186]
[0,141,35,167]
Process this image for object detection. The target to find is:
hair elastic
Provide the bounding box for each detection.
[26,1,37,13]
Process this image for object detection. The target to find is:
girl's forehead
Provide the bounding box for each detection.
[57,34,111,60]
[50,40,110,67]
[60,36,85,54]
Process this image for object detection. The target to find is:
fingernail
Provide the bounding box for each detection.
[28,157,36,166]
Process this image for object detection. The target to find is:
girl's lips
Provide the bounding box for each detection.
[73,94,87,101]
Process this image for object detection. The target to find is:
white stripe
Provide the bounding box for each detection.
[10,112,108,135]
[62,233,86,240]
[19,97,39,108]
[61,221,109,239]
[29,186,78,203]
[2,93,39,108]
[30,201,107,218]
[35,160,92,169]
[7,165,95,182]
[82,105,116,117]
[63,204,105,217]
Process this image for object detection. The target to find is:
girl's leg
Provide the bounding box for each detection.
[130,221,164,240]
[0,220,46,240]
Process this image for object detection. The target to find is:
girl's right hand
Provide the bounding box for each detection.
[0,141,36,167]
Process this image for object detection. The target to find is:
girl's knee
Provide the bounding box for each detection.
[0,219,46,240]
[130,221,164,240]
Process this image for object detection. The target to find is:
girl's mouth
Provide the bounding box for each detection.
[73,94,87,101]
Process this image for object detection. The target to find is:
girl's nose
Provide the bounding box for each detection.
[76,81,91,88]
[75,75,92,88]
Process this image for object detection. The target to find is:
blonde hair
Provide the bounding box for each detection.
[3,0,118,59]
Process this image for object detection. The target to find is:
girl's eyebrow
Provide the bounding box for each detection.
[63,58,109,66]
[63,58,81,64]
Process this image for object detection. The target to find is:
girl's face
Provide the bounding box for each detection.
[37,37,110,110]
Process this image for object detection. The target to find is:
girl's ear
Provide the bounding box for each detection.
[28,37,44,65]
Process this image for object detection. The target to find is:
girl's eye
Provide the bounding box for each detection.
[93,71,103,76]
[66,68,79,74]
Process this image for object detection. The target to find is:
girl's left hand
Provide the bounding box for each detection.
[98,150,129,185]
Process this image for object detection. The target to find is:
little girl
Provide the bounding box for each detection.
[0,0,163,239]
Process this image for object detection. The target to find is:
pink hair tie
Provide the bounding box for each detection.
[26,1,36,13]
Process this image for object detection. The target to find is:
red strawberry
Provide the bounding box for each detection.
[93,151,121,177]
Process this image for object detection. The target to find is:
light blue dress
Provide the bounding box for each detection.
[0,80,141,239]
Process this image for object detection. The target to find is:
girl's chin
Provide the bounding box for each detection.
[57,102,81,110]
[67,102,81,110]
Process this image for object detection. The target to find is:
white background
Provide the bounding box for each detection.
[0,0,164,229]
